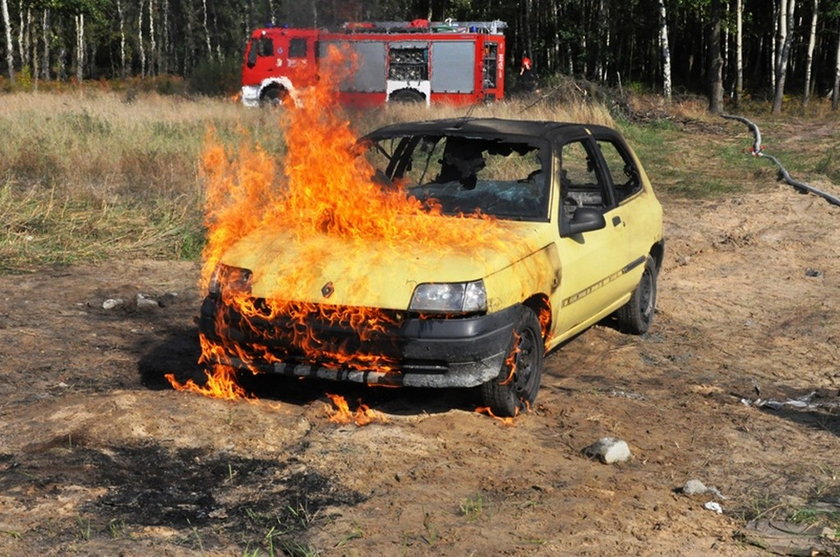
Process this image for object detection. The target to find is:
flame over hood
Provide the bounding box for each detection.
[201,47,521,306]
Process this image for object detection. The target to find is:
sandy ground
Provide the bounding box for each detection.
[1,184,839,556]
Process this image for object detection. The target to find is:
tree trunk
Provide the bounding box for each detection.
[138,0,146,77]
[1,0,13,81]
[117,0,126,77]
[659,0,672,100]
[833,19,840,110]
[772,0,795,114]
[735,0,743,107]
[771,0,778,90]
[803,0,818,108]
[74,13,84,81]
[148,0,156,75]
[41,8,48,80]
[708,0,724,113]
[202,0,212,58]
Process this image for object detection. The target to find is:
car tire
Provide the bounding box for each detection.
[480,308,544,417]
[617,257,657,335]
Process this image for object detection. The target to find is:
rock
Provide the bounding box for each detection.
[682,479,708,495]
[681,478,727,499]
[704,501,723,513]
[805,268,823,278]
[136,293,160,309]
[102,298,124,310]
[583,437,631,464]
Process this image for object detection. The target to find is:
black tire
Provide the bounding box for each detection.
[617,257,657,335]
[480,309,544,417]
[259,86,285,107]
[388,89,425,103]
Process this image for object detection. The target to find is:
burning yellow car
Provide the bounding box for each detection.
[199,118,664,416]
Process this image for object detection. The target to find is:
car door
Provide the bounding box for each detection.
[591,132,652,295]
[549,135,637,335]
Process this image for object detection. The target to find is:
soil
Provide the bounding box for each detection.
[2,184,840,556]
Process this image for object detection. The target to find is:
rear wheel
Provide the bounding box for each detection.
[480,309,544,417]
[388,89,425,103]
[617,257,657,334]
[260,86,286,107]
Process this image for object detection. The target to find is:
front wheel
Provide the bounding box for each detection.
[617,257,657,334]
[480,309,544,417]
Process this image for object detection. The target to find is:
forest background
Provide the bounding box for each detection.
[2,0,840,113]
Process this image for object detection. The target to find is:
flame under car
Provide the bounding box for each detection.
[200,118,664,416]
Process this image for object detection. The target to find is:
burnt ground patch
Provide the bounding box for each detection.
[0,437,365,550]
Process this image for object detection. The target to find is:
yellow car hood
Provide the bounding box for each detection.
[219,219,547,310]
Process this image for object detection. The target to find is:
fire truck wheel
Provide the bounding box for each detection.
[389,89,425,103]
[260,86,286,107]
[480,308,544,417]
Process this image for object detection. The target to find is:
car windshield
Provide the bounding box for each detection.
[364,134,549,221]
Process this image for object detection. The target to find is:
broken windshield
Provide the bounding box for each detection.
[365,134,550,221]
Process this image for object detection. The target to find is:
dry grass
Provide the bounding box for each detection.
[2,88,837,272]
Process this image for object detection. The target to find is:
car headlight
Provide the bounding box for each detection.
[208,264,253,297]
[409,280,487,313]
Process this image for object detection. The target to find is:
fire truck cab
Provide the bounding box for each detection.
[241,19,507,107]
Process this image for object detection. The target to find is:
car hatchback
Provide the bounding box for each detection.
[200,118,664,416]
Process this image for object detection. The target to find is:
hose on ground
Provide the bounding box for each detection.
[721,114,840,208]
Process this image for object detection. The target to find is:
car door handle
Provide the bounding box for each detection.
[612,216,622,226]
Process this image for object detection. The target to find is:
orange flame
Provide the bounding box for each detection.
[326,394,387,426]
[475,406,518,426]
[499,331,522,386]
[169,47,511,401]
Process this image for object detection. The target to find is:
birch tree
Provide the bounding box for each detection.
[708,0,724,113]
[803,0,819,107]
[74,12,83,80]
[116,0,126,77]
[834,18,840,110]
[1,0,13,81]
[658,0,671,100]
[772,0,796,114]
[735,0,743,106]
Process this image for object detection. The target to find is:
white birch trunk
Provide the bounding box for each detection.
[833,21,840,110]
[117,0,126,77]
[138,0,146,77]
[16,1,23,73]
[74,13,83,81]
[771,0,778,90]
[803,0,818,107]
[658,0,672,100]
[1,0,13,81]
[735,0,743,104]
[148,0,156,75]
[202,0,212,58]
[772,0,795,113]
[41,9,48,80]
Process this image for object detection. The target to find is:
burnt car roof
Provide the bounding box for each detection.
[361,118,617,142]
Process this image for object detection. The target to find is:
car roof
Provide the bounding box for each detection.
[361,117,618,142]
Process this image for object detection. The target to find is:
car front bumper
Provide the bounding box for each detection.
[199,297,525,388]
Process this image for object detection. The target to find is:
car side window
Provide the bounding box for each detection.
[597,139,641,203]
[560,140,613,215]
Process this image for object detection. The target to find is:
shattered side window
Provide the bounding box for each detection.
[367,134,549,221]
[561,140,612,212]
[597,139,642,203]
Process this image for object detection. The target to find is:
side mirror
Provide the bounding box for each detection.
[566,207,606,235]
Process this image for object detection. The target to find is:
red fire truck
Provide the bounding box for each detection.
[240,19,507,107]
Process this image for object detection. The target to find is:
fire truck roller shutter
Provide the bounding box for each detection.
[431,41,476,93]
[320,40,386,92]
